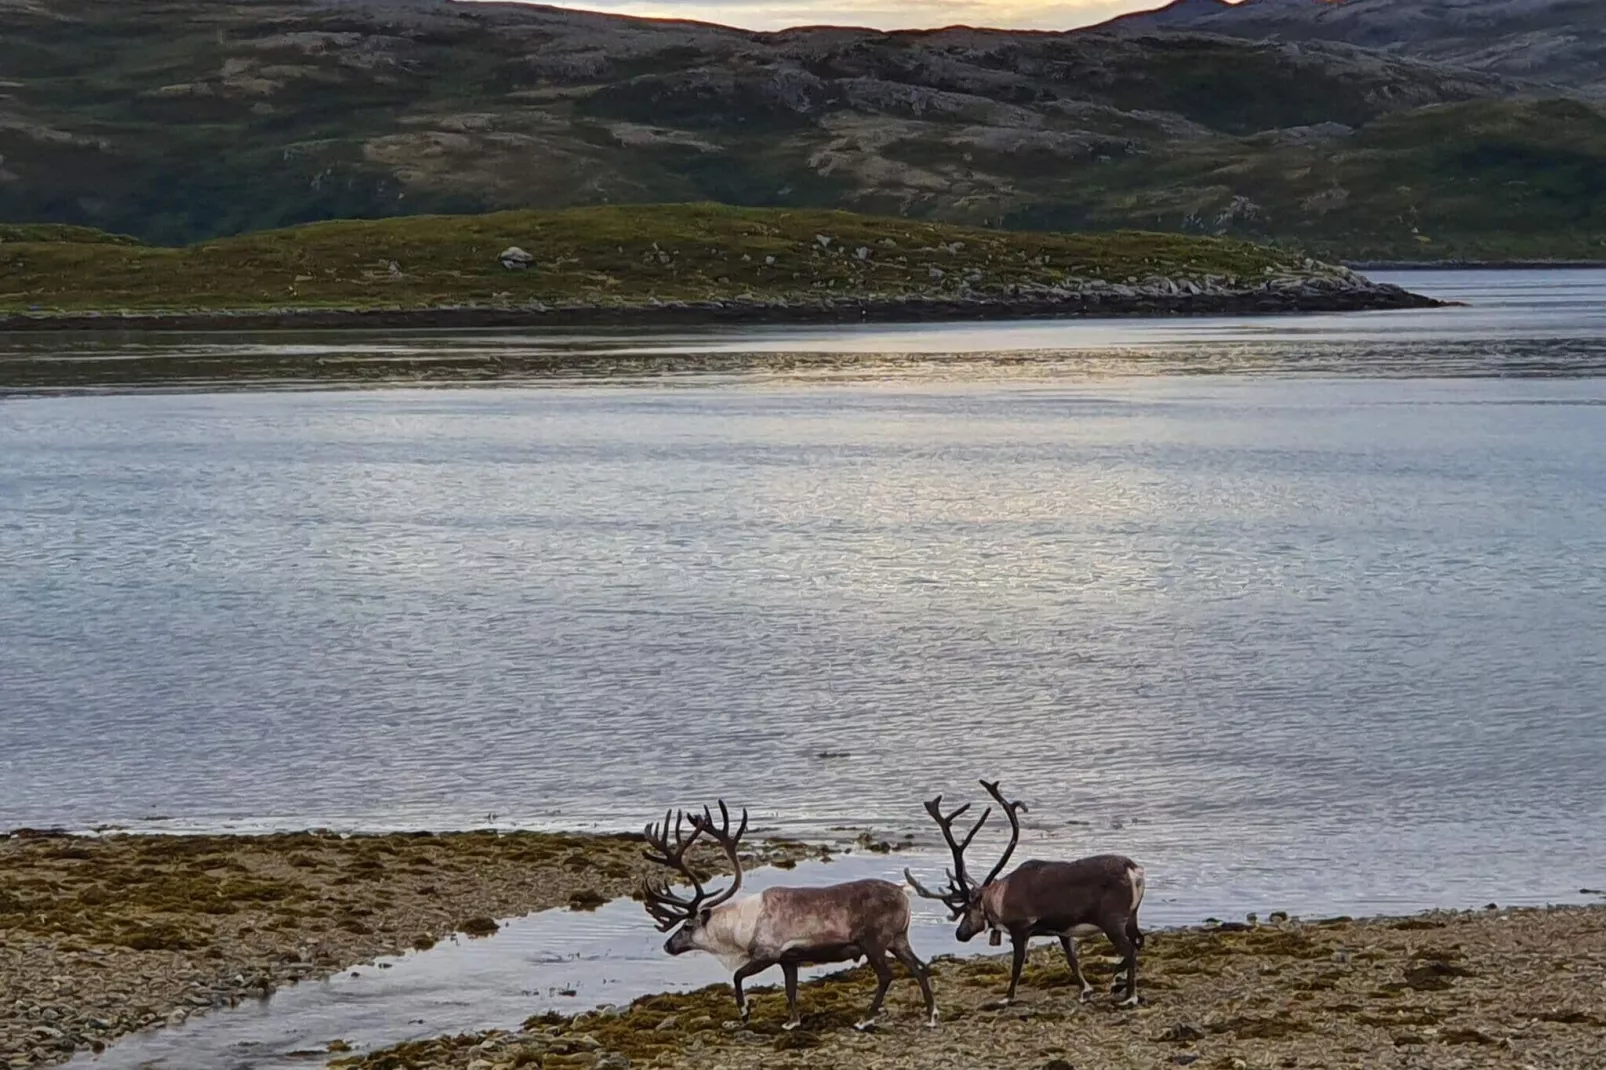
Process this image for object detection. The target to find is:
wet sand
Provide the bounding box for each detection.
[0,829,814,1069]
[338,905,1606,1070]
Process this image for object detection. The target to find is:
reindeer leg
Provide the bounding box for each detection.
[890,935,938,1028]
[1058,933,1094,1003]
[1002,931,1028,1005]
[1110,914,1145,993]
[731,960,770,1024]
[781,961,802,1031]
[854,946,894,1031]
[1102,922,1139,1007]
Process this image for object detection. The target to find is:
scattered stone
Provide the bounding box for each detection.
[498,247,534,270]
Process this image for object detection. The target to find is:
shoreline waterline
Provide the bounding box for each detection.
[5,829,1604,1069]
[0,284,1442,335]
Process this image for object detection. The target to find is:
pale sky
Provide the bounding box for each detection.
[521,0,1189,32]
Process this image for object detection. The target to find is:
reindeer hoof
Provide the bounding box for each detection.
[1118,995,1140,1008]
[782,1021,801,1032]
[926,1012,940,1029]
[852,1018,878,1033]
[1078,988,1095,1004]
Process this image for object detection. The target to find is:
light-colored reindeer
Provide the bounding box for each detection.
[642,801,938,1031]
[906,779,1146,1007]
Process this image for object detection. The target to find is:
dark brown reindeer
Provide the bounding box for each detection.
[905,779,1146,1007]
[641,800,937,1031]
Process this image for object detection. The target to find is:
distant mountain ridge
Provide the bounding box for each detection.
[1105,0,1606,91]
[0,0,1604,260]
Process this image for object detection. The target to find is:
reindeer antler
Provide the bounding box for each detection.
[978,779,1028,886]
[639,801,749,931]
[687,800,749,912]
[906,793,991,912]
[641,808,707,932]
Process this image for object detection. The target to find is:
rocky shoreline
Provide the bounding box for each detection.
[1345,259,1606,271]
[338,904,1606,1070]
[5,829,1602,1070]
[0,829,816,1069]
[0,273,1443,333]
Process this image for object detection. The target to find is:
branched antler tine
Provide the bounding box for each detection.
[640,805,718,930]
[920,793,991,892]
[641,809,676,865]
[979,779,1027,885]
[689,799,748,911]
[644,878,697,908]
[947,805,990,888]
[640,807,709,908]
[643,880,694,932]
[957,805,991,852]
[903,867,952,901]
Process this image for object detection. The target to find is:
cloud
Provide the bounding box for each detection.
[490,0,1171,32]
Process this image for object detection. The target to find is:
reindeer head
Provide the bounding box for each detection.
[906,779,1027,942]
[640,800,749,955]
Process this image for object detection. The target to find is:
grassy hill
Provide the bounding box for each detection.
[1006,97,1606,262]
[0,0,1601,259]
[0,203,1360,315]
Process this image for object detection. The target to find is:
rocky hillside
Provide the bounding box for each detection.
[1,0,1603,259]
[1107,0,1606,92]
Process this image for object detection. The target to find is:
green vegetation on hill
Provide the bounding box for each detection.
[2,0,1601,259]
[0,204,1322,314]
[0,224,141,246]
[1005,98,1606,262]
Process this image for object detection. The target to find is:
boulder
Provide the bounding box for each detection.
[498,246,534,270]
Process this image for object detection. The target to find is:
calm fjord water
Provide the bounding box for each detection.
[3,270,1605,921]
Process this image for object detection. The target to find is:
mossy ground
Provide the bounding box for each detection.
[0,204,1317,315]
[0,829,812,1069]
[335,905,1606,1070]
[0,829,673,954]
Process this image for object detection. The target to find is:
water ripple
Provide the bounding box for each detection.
[2,272,1605,920]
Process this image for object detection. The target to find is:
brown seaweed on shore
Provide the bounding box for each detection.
[0,829,807,1069]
